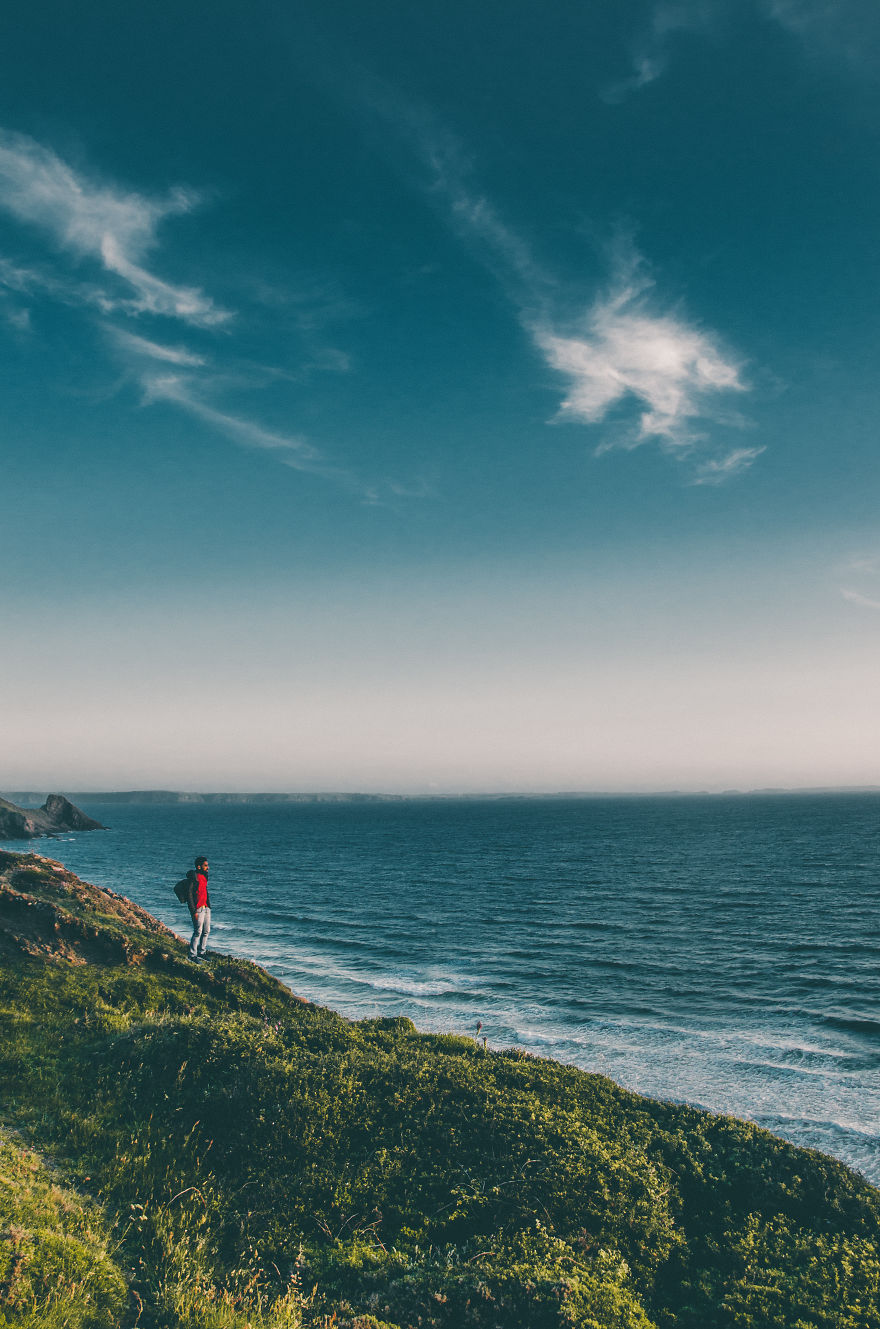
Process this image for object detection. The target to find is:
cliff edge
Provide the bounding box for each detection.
[0,850,878,1329]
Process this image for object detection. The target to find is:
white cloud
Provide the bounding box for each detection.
[382,99,756,480]
[141,373,322,465]
[108,330,207,369]
[841,588,880,611]
[100,232,228,325]
[530,259,747,457]
[109,327,207,367]
[0,130,229,326]
[691,446,766,485]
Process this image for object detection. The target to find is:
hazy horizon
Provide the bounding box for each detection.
[6,784,880,803]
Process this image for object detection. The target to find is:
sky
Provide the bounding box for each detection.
[3,0,880,793]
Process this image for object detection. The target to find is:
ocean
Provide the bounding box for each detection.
[7,793,880,1186]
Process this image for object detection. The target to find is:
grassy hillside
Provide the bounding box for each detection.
[0,849,878,1328]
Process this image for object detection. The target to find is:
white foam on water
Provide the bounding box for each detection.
[18,794,880,1187]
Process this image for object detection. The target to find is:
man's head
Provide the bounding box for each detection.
[195,856,209,873]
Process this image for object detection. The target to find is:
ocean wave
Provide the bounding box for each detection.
[33,794,880,1188]
[255,951,480,1001]
[723,1056,859,1082]
[753,1115,880,1184]
[823,1014,880,1036]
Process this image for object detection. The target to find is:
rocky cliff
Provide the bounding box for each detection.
[0,793,105,841]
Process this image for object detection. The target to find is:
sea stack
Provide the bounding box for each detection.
[0,794,105,841]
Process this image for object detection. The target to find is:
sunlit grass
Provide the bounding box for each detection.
[1,851,879,1327]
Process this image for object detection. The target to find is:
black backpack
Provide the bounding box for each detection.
[173,871,194,904]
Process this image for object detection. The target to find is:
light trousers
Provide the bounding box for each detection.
[189,906,211,958]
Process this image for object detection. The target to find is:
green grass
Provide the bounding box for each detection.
[1,851,879,1328]
[0,1129,127,1328]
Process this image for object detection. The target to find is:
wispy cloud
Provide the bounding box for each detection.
[841,588,880,612]
[109,327,207,367]
[2,303,30,332]
[102,312,404,497]
[141,371,424,501]
[847,556,880,576]
[608,0,879,100]
[105,329,410,499]
[840,553,880,611]
[0,256,41,294]
[0,130,229,326]
[107,328,355,484]
[0,129,428,501]
[602,1,718,103]
[142,373,323,467]
[424,144,551,302]
[765,0,879,66]
[0,253,120,313]
[353,79,554,310]
[391,103,754,478]
[691,446,766,485]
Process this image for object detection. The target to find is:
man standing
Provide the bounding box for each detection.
[187,856,211,962]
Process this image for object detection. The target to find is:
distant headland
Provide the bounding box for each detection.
[0,793,105,840]
[4,786,880,808]
[3,790,408,807]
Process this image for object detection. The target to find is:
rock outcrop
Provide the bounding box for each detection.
[0,851,299,1001]
[0,850,173,964]
[0,794,105,841]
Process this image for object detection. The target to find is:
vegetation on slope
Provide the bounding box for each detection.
[0,1129,127,1328]
[0,849,878,1328]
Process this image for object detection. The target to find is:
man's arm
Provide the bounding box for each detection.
[186,870,198,914]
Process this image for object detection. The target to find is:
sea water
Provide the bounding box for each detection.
[7,794,880,1185]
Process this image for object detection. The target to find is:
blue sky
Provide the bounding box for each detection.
[3,0,880,792]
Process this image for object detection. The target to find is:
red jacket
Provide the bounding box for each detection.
[187,870,211,912]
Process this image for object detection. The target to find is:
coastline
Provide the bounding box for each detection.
[1,847,879,1328]
[4,791,879,1190]
[7,786,880,807]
